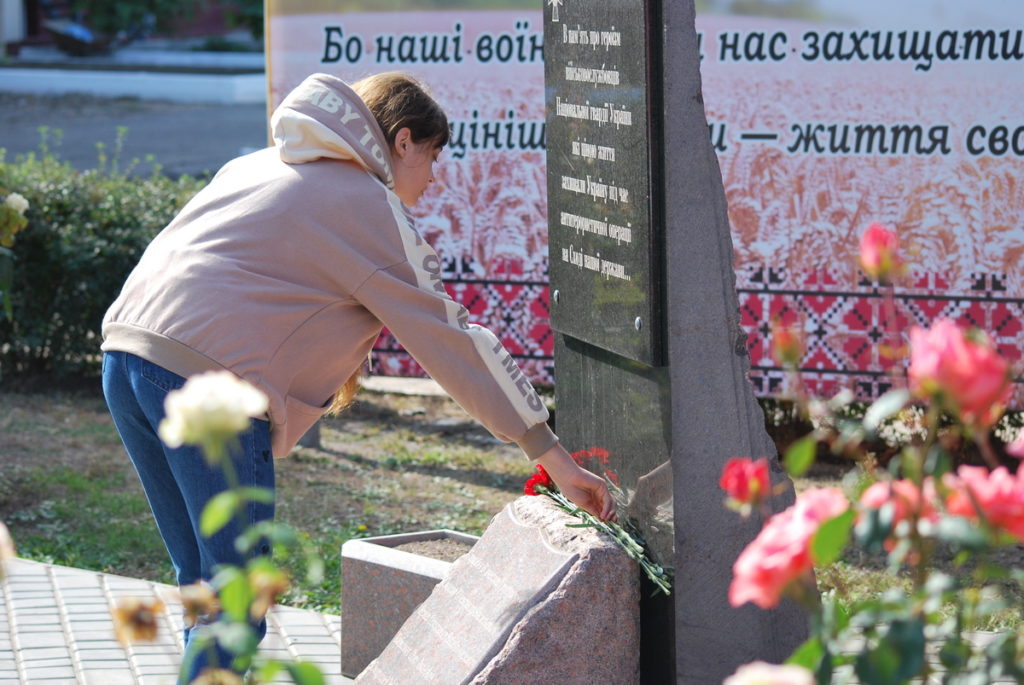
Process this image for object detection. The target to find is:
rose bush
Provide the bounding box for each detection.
[908,319,1012,433]
[771,320,805,369]
[0,188,29,321]
[943,466,1024,542]
[726,224,1024,684]
[0,134,206,376]
[111,372,326,684]
[858,478,939,530]
[729,487,849,610]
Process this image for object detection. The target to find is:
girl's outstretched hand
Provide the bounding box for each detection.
[536,444,617,521]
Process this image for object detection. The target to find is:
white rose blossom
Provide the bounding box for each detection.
[4,193,29,215]
[0,521,15,580]
[158,371,269,455]
[723,661,815,685]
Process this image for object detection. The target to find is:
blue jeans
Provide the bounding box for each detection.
[102,351,275,682]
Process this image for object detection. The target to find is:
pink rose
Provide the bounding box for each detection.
[859,479,939,551]
[860,478,939,525]
[908,319,1012,431]
[729,487,849,609]
[943,465,1024,541]
[724,661,815,685]
[720,457,771,507]
[859,223,901,282]
[1007,429,1024,459]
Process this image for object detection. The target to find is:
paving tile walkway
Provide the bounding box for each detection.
[0,558,353,684]
[3,556,1018,683]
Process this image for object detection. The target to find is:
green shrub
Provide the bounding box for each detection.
[72,0,198,39]
[0,128,206,379]
[223,0,265,41]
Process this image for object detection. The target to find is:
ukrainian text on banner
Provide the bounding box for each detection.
[266,3,552,384]
[265,1,1024,406]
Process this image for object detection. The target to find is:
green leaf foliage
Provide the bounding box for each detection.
[287,661,326,685]
[936,516,988,552]
[820,590,851,635]
[209,621,259,659]
[201,491,241,537]
[254,662,285,682]
[70,0,199,38]
[811,509,855,566]
[235,520,299,555]
[214,566,253,623]
[237,487,275,505]
[922,443,953,477]
[784,434,817,477]
[0,139,205,378]
[854,618,925,685]
[854,502,893,553]
[223,0,265,39]
[938,636,971,671]
[0,247,13,320]
[786,635,827,671]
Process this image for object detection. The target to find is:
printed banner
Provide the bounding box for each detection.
[265,1,1024,406]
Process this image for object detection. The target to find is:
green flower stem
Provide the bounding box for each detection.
[198,436,256,630]
[920,403,942,480]
[203,436,252,539]
[880,284,901,376]
[976,431,1000,470]
[539,487,672,596]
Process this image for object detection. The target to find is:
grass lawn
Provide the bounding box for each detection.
[2,384,1021,628]
[0,385,531,613]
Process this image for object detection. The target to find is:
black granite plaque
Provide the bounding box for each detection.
[553,334,673,570]
[545,2,808,682]
[544,0,661,365]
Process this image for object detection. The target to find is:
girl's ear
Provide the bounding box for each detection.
[392,127,413,158]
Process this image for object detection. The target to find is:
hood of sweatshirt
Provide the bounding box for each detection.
[270,73,395,189]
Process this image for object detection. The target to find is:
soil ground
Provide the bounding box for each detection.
[0,382,530,537]
[2,382,1023,625]
[0,382,532,610]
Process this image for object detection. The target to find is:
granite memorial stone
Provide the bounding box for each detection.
[355,496,640,684]
[544,1,808,682]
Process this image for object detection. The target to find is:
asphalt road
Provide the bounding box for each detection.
[0,92,269,178]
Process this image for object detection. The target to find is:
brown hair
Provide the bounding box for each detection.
[326,366,362,416]
[326,75,447,415]
[351,71,450,149]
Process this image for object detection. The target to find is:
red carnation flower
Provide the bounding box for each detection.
[524,465,554,495]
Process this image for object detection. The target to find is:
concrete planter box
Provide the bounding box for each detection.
[340,529,479,678]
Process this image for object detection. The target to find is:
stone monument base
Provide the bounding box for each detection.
[356,496,641,684]
[341,529,480,677]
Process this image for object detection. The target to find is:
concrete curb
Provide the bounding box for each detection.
[360,375,447,397]
[0,67,267,104]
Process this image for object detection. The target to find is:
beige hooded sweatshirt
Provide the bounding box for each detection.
[101,73,557,460]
